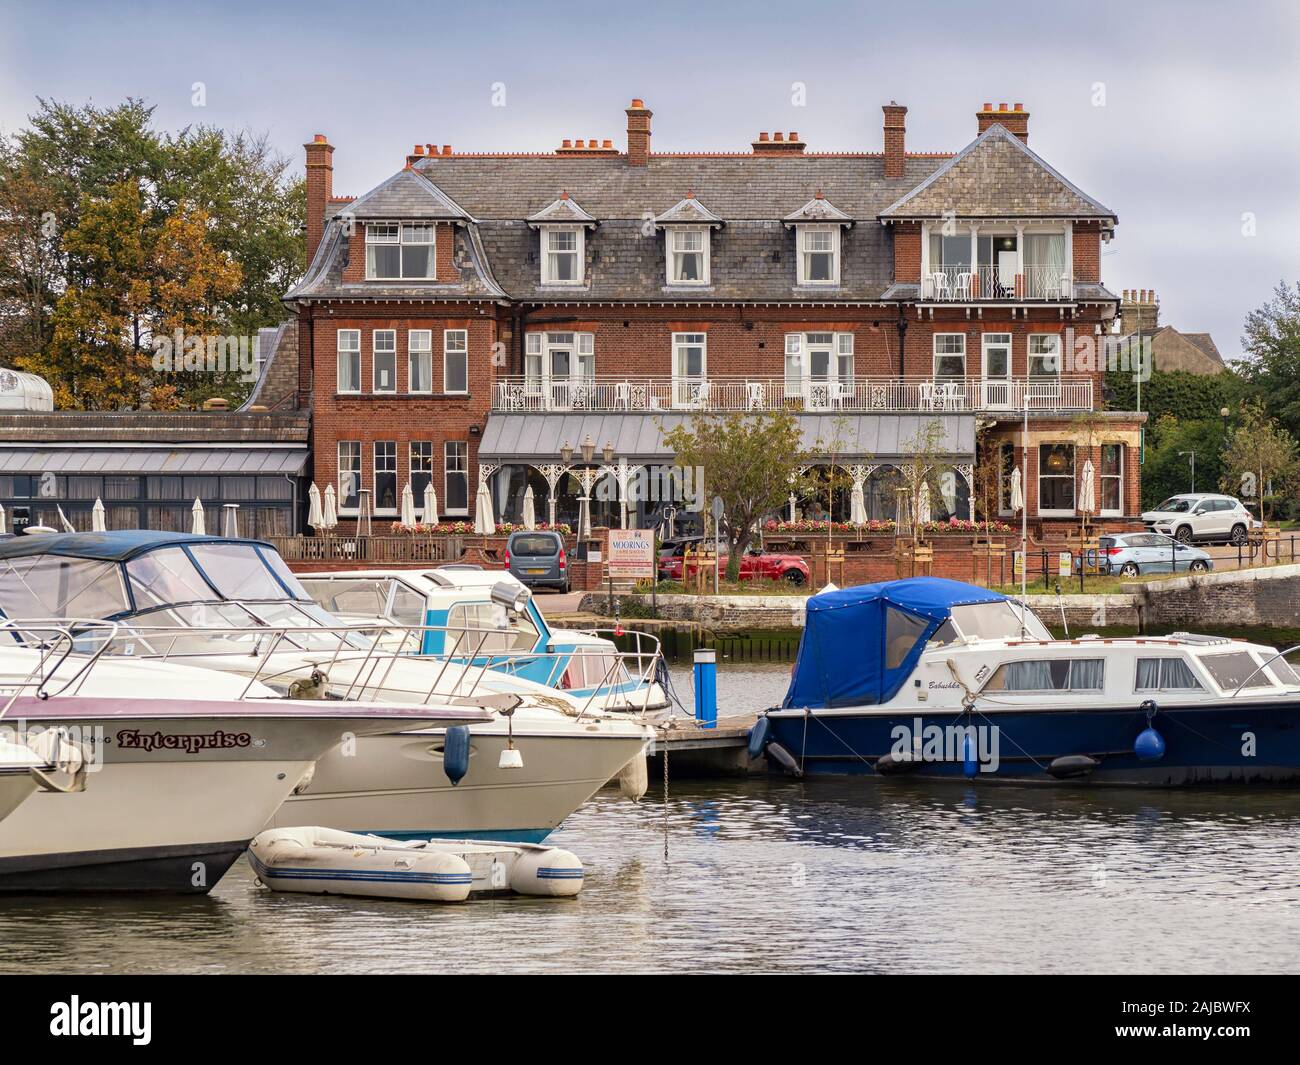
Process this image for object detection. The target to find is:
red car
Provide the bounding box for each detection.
[658,540,809,585]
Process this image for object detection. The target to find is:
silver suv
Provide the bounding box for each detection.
[1140,493,1256,545]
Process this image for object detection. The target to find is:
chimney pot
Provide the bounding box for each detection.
[982,102,992,111]
[758,131,769,141]
[630,98,644,109]
[575,139,585,148]
[413,144,424,155]
[789,131,799,141]
[603,139,613,148]
[1013,102,1024,111]
[442,145,451,155]
[313,133,328,143]
[999,102,1009,111]
[562,139,572,148]
[773,132,784,142]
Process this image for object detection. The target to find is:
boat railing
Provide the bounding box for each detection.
[0,617,663,719]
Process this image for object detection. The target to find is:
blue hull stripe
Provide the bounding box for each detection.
[536,869,584,879]
[248,853,471,885]
[366,828,552,844]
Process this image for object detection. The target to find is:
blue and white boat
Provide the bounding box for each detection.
[297,567,668,713]
[755,577,1300,785]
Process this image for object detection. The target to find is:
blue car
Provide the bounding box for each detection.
[1083,532,1214,576]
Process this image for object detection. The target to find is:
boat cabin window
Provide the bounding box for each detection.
[984,658,1105,692]
[447,602,538,654]
[300,578,393,618]
[1135,657,1203,691]
[950,601,1051,641]
[885,607,930,669]
[187,543,291,601]
[0,556,129,623]
[1266,657,1300,686]
[127,549,215,610]
[259,549,311,601]
[1202,651,1274,691]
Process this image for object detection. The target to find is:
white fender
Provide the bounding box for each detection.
[617,750,649,802]
[508,847,584,897]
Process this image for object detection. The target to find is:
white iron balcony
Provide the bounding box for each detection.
[492,375,1094,414]
[922,264,1073,301]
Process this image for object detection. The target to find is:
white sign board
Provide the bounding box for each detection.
[606,529,655,580]
[1058,551,1073,578]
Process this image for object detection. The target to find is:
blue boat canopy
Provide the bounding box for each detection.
[783,578,1009,709]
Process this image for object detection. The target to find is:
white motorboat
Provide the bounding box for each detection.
[0,737,55,824]
[0,532,654,842]
[0,644,491,892]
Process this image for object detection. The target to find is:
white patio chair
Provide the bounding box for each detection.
[692,380,711,410]
[918,380,935,410]
[746,381,765,410]
[614,382,631,409]
[954,272,973,300]
[930,272,951,300]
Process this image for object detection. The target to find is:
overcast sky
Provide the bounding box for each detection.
[3,0,1297,358]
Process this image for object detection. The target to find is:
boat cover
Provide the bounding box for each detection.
[783,577,1008,709]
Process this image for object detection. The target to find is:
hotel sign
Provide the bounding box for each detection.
[606,529,655,580]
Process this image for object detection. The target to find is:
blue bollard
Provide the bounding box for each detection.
[694,649,717,729]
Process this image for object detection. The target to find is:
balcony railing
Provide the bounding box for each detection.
[922,264,1073,301]
[492,375,1094,414]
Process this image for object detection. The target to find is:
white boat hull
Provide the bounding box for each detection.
[0,770,37,825]
[277,722,652,842]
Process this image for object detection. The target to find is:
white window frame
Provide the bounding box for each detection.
[372,329,397,393]
[665,227,710,285]
[337,441,361,513]
[409,441,434,514]
[524,331,595,407]
[933,333,967,379]
[365,222,436,281]
[444,441,469,516]
[784,332,855,404]
[997,442,1017,517]
[1100,442,1124,517]
[408,329,432,394]
[671,332,707,407]
[1038,442,1076,518]
[336,329,361,394]
[373,441,398,515]
[1028,333,1062,377]
[443,329,469,394]
[541,226,584,285]
[797,225,840,286]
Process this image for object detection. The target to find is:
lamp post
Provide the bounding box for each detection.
[1179,450,1197,493]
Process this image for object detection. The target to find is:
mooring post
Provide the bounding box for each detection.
[693,648,717,729]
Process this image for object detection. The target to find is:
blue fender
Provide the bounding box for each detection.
[443,725,471,786]
[747,717,772,760]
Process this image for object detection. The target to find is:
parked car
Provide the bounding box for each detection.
[1141,493,1257,545]
[505,530,568,592]
[1080,532,1214,577]
[658,541,809,585]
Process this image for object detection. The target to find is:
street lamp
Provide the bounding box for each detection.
[560,440,574,464]
[580,435,595,463]
[1178,450,1196,493]
[602,440,615,463]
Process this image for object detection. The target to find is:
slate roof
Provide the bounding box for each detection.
[879,124,1116,224]
[337,167,473,221]
[286,131,1116,304]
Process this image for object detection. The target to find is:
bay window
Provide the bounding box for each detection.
[443,329,468,394]
[1038,443,1075,514]
[337,329,361,393]
[541,227,582,284]
[366,223,435,280]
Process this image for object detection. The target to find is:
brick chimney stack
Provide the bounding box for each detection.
[1120,288,1161,335]
[304,134,334,264]
[882,102,907,179]
[976,102,1029,142]
[626,99,652,166]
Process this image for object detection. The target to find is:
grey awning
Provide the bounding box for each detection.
[0,447,309,476]
[479,413,975,464]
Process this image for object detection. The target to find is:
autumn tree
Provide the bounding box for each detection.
[662,411,810,579]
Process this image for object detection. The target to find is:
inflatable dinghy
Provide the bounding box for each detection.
[248,826,584,902]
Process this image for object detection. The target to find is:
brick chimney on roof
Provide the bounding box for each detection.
[1120,288,1161,335]
[752,130,806,154]
[977,102,1029,142]
[882,102,907,179]
[626,99,652,166]
[304,134,334,264]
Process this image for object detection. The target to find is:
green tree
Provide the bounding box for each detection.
[1140,414,1229,509]
[1239,280,1300,440]
[662,411,810,579]
[1219,401,1298,525]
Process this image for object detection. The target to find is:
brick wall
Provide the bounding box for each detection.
[893,222,921,282]
[1072,222,1102,283]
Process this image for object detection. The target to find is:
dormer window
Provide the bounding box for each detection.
[541,227,583,285]
[798,225,839,285]
[667,227,709,285]
[366,223,435,280]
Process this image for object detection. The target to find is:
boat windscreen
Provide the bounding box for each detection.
[0,555,129,621]
[952,601,1051,640]
[127,547,217,610]
[186,543,293,601]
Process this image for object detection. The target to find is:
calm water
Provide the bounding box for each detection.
[3,664,1300,974]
